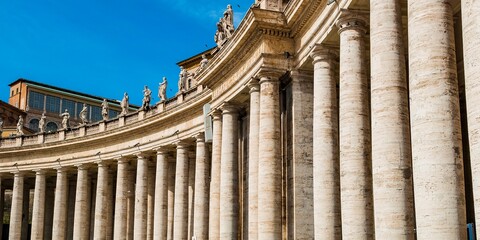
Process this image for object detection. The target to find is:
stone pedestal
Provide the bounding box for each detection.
[408,1,466,238]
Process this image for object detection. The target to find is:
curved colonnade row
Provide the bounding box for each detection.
[1,0,480,239]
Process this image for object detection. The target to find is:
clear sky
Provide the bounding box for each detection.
[0,0,253,105]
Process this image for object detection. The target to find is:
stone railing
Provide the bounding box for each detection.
[0,86,206,148]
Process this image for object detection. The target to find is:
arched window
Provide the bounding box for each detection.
[46,122,58,133]
[29,119,39,132]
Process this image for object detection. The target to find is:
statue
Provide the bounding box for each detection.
[178,67,188,92]
[101,99,109,121]
[17,116,24,135]
[142,85,152,110]
[80,103,89,125]
[121,92,129,115]
[159,77,167,102]
[0,117,3,137]
[60,109,70,130]
[214,5,235,47]
[199,54,209,72]
[39,112,47,133]
[214,21,227,47]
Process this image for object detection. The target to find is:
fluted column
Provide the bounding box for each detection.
[408,1,466,238]
[173,142,189,240]
[31,170,47,240]
[219,104,239,239]
[310,45,341,240]
[167,161,176,240]
[247,79,260,240]
[134,153,149,240]
[370,0,415,238]
[93,161,112,239]
[193,133,210,239]
[73,165,91,240]
[52,168,69,240]
[153,148,169,240]
[337,13,374,239]
[462,1,480,237]
[208,109,222,239]
[113,158,130,239]
[9,172,24,240]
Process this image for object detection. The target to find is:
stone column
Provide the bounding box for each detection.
[0,179,4,240]
[173,142,189,240]
[44,180,55,240]
[73,165,91,240]
[188,151,196,240]
[113,158,130,239]
[257,72,282,239]
[310,46,341,239]
[336,13,374,239]
[408,1,466,238]
[93,161,112,239]
[193,133,210,239]
[134,154,149,240]
[219,104,239,239]
[153,148,169,240]
[147,161,156,240]
[126,167,135,240]
[31,170,47,240]
[9,172,24,240]
[208,110,222,239]
[462,1,480,237]
[167,161,176,240]
[370,0,415,238]
[52,168,69,240]
[247,79,260,240]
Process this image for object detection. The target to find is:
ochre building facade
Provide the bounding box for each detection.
[0,0,479,239]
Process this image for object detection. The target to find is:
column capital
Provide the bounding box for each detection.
[175,141,190,149]
[195,132,205,143]
[33,169,48,175]
[247,78,260,93]
[11,171,25,177]
[53,166,70,173]
[95,160,111,168]
[336,10,368,34]
[153,146,170,155]
[210,109,223,120]
[255,67,285,82]
[115,157,131,165]
[220,102,239,115]
[310,44,339,64]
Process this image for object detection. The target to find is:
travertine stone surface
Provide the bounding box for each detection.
[370,0,415,238]
[209,110,222,239]
[31,170,46,240]
[310,46,341,240]
[147,161,156,240]
[44,181,55,240]
[187,151,195,240]
[173,143,189,240]
[167,162,176,240]
[134,154,149,240]
[337,13,374,239]
[462,1,480,237]
[73,165,91,240]
[219,104,239,239]
[52,168,69,240]
[153,150,168,240]
[93,161,112,239]
[408,1,467,238]
[258,74,282,239]
[9,172,24,240]
[114,158,130,240]
[193,133,210,239]
[247,79,260,240]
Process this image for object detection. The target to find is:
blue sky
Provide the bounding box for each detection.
[0,0,253,105]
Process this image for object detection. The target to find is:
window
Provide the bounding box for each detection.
[28,91,45,110]
[11,90,13,97]
[45,122,58,133]
[109,109,118,119]
[62,99,76,118]
[29,119,39,132]
[45,95,61,114]
[90,106,102,122]
[16,88,19,94]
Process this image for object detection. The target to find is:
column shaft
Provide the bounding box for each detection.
[52,168,69,240]
[134,155,149,240]
[73,165,91,240]
[193,133,210,239]
[187,151,195,240]
[147,161,156,240]
[167,162,176,240]
[408,1,466,238]
[9,172,24,240]
[248,80,260,240]
[257,75,282,239]
[153,150,169,240]
[219,105,239,239]
[173,143,189,239]
[31,170,46,240]
[209,110,222,239]
[462,1,480,238]
[114,159,130,239]
[370,0,415,238]
[93,162,112,239]
[337,14,374,239]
